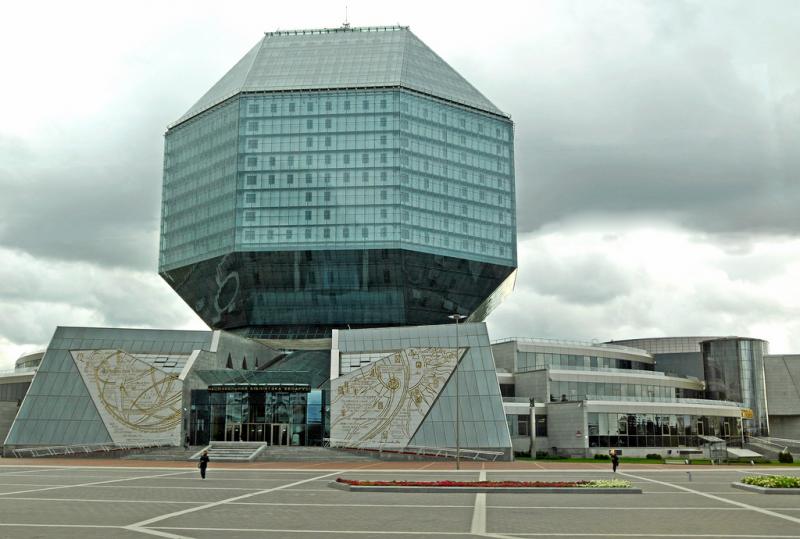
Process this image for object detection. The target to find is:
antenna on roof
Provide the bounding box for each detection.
[342,4,350,29]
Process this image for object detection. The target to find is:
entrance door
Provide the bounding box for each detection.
[271,424,289,446]
[225,423,242,442]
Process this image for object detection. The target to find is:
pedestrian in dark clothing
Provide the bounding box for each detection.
[199,450,209,479]
[611,450,619,473]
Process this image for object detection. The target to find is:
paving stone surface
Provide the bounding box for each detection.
[0,460,798,538]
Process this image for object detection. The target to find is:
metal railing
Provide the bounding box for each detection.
[0,367,37,377]
[578,395,741,407]
[10,442,165,458]
[322,438,504,461]
[491,337,651,355]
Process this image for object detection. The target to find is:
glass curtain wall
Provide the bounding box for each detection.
[516,352,653,372]
[189,389,325,446]
[549,381,702,402]
[587,412,741,448]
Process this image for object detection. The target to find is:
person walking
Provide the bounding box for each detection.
[198,450,209,479]
[611,450,620,473]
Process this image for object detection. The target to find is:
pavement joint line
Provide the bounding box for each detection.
[620,472,800,527]
[0,470,193,497]
[231,501,474,508]
[151,527,473,535]
[125,470,342,530]
[0,523,123,529]
[0,496,206,504]
[471,469,487,535]
[128,526,191,539]
[508,535,800,538]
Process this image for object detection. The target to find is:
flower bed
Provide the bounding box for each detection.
[334,478,632,488]
[741,475,800,488]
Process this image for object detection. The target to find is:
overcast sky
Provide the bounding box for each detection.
[1,0,798,369]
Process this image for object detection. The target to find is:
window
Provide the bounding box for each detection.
[380,190,387,200]
[380,153,387,164]
[380,171,387,181]
[270,103,277,113]
[286,229,293,239]
[269,156,275,166]
[248,121,258,132]
[344,100,350,110]
[324,173,331,183]
[324,209,331,220]
[325,136,331,147]
[362,153,369,164]
[304,210,312,221]
[380,117,387,127]
[380,135,387,145]
[343,172,350,183]
[245,211,255,222]
[324,191,331,202]
[461,205,467,215]
[247,157,257,167]
[361,227,369,238]
[245,193,256,203]
[325,118,332,129]
[289,103,296,112]
[305,173,312,184]
[246,175,256,185]
[380,99,387,109]
[362,100,369,110]
[325,101,332,111]
[362,171,369,182]
[244,230,255,241]
[380,208,387,218]
[248,139,258,149]
[306,119,313,129]
[380,227,387,238]
[307,102,314,112]
[305,192,312,202]
[342,227,350,238]
[325,154,332,165]
[287,174,294,184]
[306,137,313,148]
[323,227,331,238]
[248,103,259,114]
[287,155,294,167]
[344,154,350,164]
[268,174,275,185]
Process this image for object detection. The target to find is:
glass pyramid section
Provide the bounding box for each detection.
[174,26,505,126]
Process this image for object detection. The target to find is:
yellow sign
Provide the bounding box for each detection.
[740,408,754,419]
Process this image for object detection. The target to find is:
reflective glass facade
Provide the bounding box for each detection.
[587,412,742,448]
[702,338,769,435]
[516,351,654,373]
[550,381,701,402]
[159,28,516,336]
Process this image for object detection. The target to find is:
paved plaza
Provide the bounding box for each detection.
[0,460,799,538]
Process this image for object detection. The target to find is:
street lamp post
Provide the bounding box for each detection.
[448,313,466,470]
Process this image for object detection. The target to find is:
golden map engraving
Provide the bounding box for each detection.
[71,350,183,442]
[331,347,461,446]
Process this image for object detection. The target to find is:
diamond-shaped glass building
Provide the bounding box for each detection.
[159,26,517,339]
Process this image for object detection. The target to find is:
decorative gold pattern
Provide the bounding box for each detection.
[71,350,183,443]
[331,347,460,446]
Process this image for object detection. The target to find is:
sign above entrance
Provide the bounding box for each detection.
[207,383,311,393]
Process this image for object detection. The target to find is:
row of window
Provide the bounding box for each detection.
[516,352,652,373]
[241,125,509,157]
[586,412,740,439]
[240,92,510,141]
[239,226,511,257]
[549,381,699,403]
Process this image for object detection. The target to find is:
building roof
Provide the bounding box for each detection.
[173,25,505,127]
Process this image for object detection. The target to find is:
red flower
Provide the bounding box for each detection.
[335,478,590,488]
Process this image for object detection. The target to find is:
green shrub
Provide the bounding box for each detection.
[741,475,800,488]
[646,453,663,460]
[778,451,794,464]
[535,451,550,459]
[593,454,610,460]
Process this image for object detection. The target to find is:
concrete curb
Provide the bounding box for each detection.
[328,481,642,494]
[731,482,800,495]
